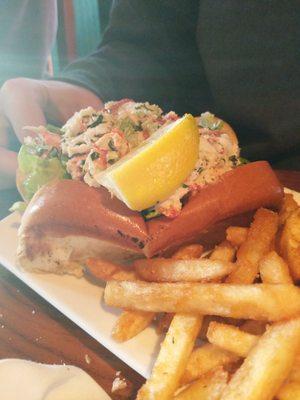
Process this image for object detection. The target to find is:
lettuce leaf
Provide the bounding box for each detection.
[18,145,69,200]
[9,201,27,214]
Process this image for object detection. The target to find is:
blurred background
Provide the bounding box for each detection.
[0,0,112,85]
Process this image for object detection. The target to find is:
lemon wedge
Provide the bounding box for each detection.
[98,114,199,211]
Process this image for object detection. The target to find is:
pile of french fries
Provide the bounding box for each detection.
[86,193,300,400]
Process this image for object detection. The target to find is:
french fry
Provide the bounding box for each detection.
[174,367,228,400]
[134,258,235,283]
[111,310,155,342]
[259,250,293,284]
[181,343,239,384]
[172,244,204,260]
[279,193,299,225]
[156,313,174,334]
[104,281,300,321]
[206,321,300,389]
[280,208,300,281]
[288,352,300,382]
[240,320,266,336]
[221,318,300,400]
[209,240,236,262]
[85,258,136,281]
[136,314,202,400]
[226,208,279,284]
[85,260,155,342]
[277,381,300,400]
[226,226,248,247]
[207,321,259,358]
[198,316,243,340]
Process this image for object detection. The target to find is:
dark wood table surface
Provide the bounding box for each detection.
[0,169,299,399]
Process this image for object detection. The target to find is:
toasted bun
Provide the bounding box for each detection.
[17,161,283,275]
[17,180,147,275]
[145,161,283,256]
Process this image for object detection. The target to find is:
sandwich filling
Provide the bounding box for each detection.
[22,99,241,219]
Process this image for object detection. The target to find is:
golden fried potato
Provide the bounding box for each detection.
[172,244,204,260]
[174,367,228,400]
[280,208,300,281]
[221,318,300,400]
[226,208,279,284]
[112,310,155,342]
[279,193,299,225]
[105,281,300,321]
[134,258,235,283]
[137,314,202,400]
[226,226,249,247]
[259,250,293,284]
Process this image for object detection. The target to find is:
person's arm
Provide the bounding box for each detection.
[58,0,209,115]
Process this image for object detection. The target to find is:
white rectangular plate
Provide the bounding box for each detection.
[0,188,299,378]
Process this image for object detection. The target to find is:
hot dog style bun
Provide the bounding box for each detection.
[16,101,283,275]
[17,161,283,276]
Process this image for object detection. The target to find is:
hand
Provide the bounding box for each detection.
[0,77,103,189]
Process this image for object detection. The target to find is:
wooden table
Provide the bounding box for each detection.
[0,170,299,399]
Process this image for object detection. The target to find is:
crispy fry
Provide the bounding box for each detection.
[206,321,300,389]
[174,367,228,400]
[280,208,300,281]
[277,381,300,400]
[136,314,202,400]
[288,353,300,382]
[207,321,259,358]
[279,193,299,225]
[259,250,293,284]
[134,258,235,283]
[112,310,155,342]
[226,226,249,247]
[85,260,155,342]
[105,281,300,321]
[85,258,136,281]
[209,240,236,262]
[226,208,279,284]
[198,316,242,340]
[240,320,266,336]
[221,318,300,400]
[156,313,174,334]
[172,244,204,260]
[181,343,239,384]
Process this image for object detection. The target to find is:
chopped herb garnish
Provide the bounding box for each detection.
[46,124,63,135]
[107,159,115,165]
[199,112,223,130]
[229,155,238,166]
[91,151,100,160]
[182,183,189,188]
[133,122,143,131]
[141,206,161,221]
[60,154,69,165]
[238,157,249,165]
[48,147,59,158]
[108,139,117,151]
[88,114,103,128]
[35,146,45,156]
